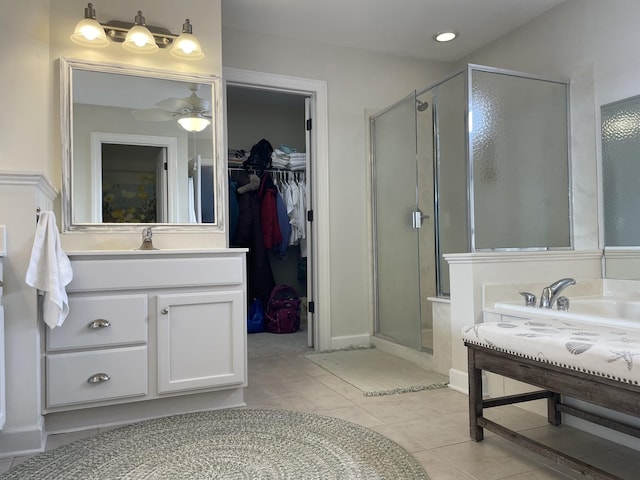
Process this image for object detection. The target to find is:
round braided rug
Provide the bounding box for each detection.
[3,409,429,479]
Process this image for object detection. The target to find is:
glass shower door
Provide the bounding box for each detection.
[371,93,422,350]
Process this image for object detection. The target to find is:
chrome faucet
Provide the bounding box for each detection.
[539,278,576,308]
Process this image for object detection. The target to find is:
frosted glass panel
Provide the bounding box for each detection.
[602,96,640,246]
[372,95,421,350]
[471,70,570,249]
[434,73,468,295]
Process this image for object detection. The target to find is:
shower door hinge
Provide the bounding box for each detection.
[411,210,429,229]
[307,210,314,222]
[308,301,315,313]
[164,162,168,170]
[306,119,312,131]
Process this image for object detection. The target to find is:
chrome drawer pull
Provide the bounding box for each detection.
[88,319,111,329]
[160,307,169,315]
[87,373,110,384]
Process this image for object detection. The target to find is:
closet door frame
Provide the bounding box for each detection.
[223,67,330,352]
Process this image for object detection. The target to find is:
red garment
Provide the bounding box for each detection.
[258,174,282,249]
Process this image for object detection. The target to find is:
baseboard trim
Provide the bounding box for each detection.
[0,422,46,459]
[329,334,371,350]
[45,388,245,435]
[448,368,468,394]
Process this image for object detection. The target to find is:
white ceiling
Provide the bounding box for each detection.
[221,0,566,63]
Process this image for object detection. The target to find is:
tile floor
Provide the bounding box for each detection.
[2,330,639,479]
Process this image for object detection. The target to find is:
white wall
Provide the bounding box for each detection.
[222,27,452,341]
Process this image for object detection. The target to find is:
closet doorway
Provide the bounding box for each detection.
[225,70,325,351]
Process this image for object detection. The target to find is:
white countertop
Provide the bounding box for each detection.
[66,247,248,258]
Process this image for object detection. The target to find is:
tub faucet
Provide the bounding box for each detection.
[539,278,576,308]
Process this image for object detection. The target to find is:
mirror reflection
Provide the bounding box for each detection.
[62,58,220,230]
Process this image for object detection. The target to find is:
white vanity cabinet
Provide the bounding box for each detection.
[44,249,247,415]
[157,290,244,393]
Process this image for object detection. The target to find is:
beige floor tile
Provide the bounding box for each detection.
[495,467,578,479]
[389,414,474,450]
[432,436,550,480]
[358,399,426,423]
[412,449,477,479]
[314,405,385,428]
[408,387,470,416]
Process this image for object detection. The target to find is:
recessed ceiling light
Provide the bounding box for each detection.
[434,31,457,42]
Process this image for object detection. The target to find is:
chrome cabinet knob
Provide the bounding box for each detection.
[161,307,169,315]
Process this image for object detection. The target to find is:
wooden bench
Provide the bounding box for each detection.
[463,319,640,480]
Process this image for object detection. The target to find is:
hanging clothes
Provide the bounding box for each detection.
[228,177,239,244]
[274,187,291,258]
[298,178,308,258]
[234,171,275,304]
[257,173,282,250]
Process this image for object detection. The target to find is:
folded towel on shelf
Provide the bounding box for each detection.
[25,211,73,329]
[271,158,291,169]
[272,149,291,161]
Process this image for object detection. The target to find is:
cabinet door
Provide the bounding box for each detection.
[156,290,245,394]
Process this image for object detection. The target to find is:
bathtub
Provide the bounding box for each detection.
[492,296,640,329]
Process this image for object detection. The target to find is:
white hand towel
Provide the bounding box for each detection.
[25,211,73,329]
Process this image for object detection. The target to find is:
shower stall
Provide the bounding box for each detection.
[371,64,571,352]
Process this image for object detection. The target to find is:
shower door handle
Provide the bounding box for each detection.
[411,210,430,229]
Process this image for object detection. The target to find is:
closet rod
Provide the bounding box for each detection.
[227,166,306,173]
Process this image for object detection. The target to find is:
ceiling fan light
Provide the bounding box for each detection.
[71,3,110,47]
[178,115,211,133]
[122,11,158,53]
[170,20,205,60]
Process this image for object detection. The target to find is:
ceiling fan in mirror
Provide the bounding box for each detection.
[132,84,212,132]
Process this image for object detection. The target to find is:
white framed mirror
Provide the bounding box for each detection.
[60,57,224,232]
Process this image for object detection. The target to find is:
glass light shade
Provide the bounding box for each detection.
[122,25,158,53]
[178,115,211,133]
[71,18,110,47]
[170,33,205,60]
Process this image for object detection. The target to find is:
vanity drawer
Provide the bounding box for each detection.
[46,346,148,408]
[47,294,148,351]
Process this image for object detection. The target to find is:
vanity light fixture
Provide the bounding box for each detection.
[170,20,205,60]
[70,3,110,47]
[434,31,458,42]
[70,3,205,60]
[122,11,158,54]
[177,114,211,133]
